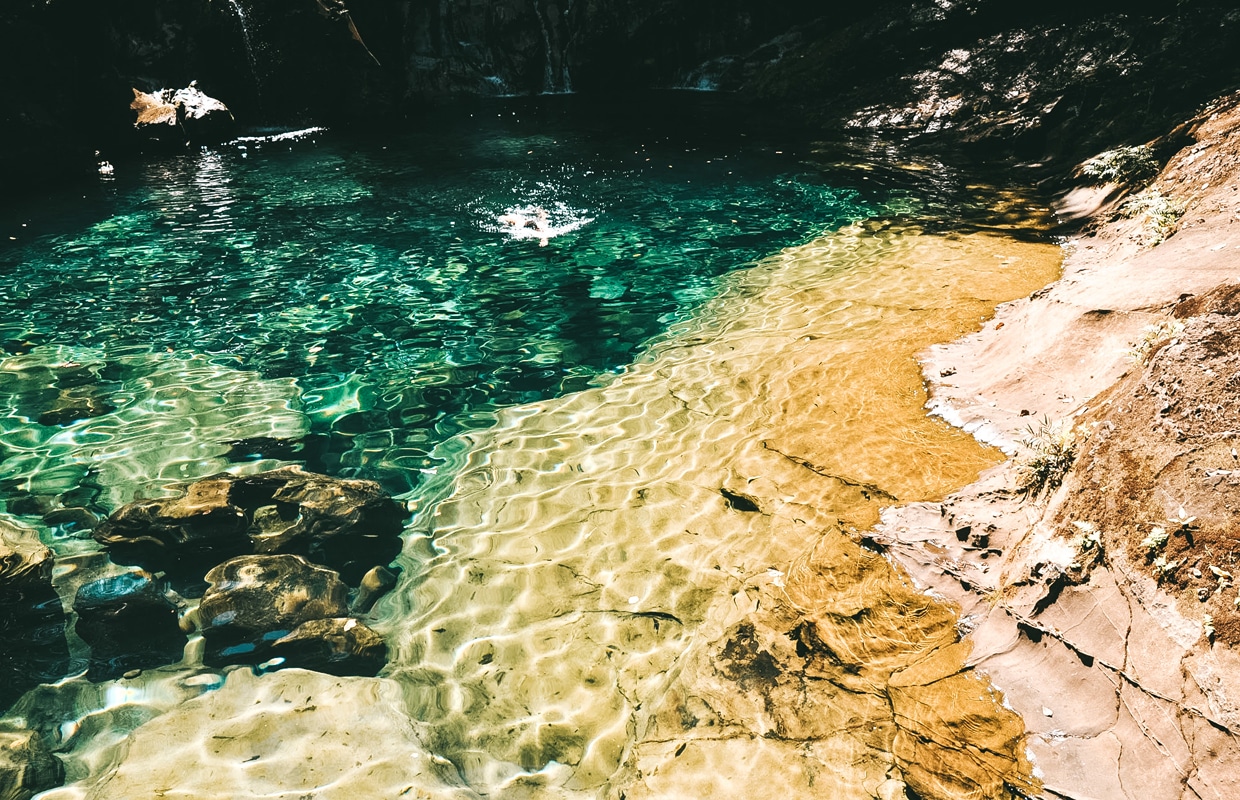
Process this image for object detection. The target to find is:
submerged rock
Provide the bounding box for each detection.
[72,571,185,682]
[93,466,407,584]
[92,476,252,577]
[197,554,349,667]
[53,670,474,800]
[270,617,386,677]
[233,467,407,584]
[130,83,235,146]
[1,517,70,711]
[0,723,63,800]
[196,555,386,675]
[36,388,116,427]
[349,564,399,615]
[1,348,311,517]
[0,517,53,591]
[638,548,1036,800]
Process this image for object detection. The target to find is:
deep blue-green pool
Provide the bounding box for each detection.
[0,93,890,507]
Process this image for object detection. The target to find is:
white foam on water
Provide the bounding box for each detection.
[230,127,328,145]
[486,202,594,243]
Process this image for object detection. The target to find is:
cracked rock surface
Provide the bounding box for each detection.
[881,91,1240,800]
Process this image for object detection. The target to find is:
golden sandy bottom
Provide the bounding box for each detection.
[43,219,1062,800]
[369,220,1063,797]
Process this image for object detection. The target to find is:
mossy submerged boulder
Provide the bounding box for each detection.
[93,466,407,584]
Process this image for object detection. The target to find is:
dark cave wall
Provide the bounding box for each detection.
[4,0,1240,190]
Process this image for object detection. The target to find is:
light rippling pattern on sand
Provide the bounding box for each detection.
[367,219,1062,798]
[39,218,1061,800]
[0,347,307,519]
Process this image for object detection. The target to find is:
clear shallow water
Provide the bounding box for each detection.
[0,93,1064,798]
[1,94,886,509]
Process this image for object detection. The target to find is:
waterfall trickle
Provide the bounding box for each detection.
[225,0,262,98]
[535,2,571,94]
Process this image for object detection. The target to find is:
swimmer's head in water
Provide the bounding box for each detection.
[499,208,549,231]
[492,204,594,244]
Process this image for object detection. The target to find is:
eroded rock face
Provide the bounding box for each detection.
[93,467,406,584]
[1,517,69,711]
[198,553,369,669]
[1054,284,1240,644]
[875,100,1240,799]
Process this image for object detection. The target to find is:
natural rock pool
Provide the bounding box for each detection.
[1,93,1062,798]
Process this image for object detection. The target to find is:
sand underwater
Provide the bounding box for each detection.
[6,210,1061,799]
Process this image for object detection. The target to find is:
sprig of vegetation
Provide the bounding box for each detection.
[1210,565,1233,593]
[1016,418,1076,499]
[1153,555,1182,580]
[1070,520,1103,570]
[1129,319,1184,363]
[1081,145,1159,186]
[1121,189,1185,245]
[1141,525,1169,554]
[1167,506,1198,535]
[1072,520,1101,552]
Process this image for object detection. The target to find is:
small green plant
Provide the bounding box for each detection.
[1210,565,1233,593]
[1016,418,1077,499]
[1141,525,1169,554]
[1081,145,1159,186]
[1129,320,1185,363]
[1072,520,1101,552]
[1070,520,1103,569]
[1204,614,1215,642]
[1154,555,1183,580]
[1168,506,1198,530]
[1121,189,1185,245]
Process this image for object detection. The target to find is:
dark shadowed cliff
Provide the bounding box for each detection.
[3,0,1240,188]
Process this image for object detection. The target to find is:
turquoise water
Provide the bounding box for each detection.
[0,94,885,511]
[0,95,1063,794]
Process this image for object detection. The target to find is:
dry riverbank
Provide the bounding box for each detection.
[880,91,1240,799]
